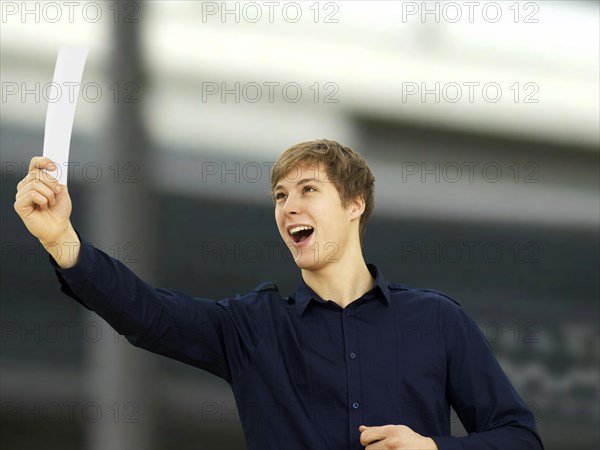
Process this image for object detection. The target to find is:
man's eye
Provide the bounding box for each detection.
[275,193,286,200]
[304,186,316,193]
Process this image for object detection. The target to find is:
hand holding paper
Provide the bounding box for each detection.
[13,156,78,267]
[13,47,89,268]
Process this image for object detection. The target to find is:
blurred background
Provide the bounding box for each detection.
[1,1,598,449]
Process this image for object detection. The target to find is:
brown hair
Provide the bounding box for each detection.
[271,139,375,242]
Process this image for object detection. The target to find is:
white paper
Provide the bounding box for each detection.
[42,46,89,185]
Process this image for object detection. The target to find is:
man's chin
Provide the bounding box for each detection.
[292,253,326,271]
[294,258,315,270]
[286,240,341,269]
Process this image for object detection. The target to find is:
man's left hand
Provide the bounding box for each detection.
[359,424,438,450]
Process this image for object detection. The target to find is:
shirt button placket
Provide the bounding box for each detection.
[343,307,362,443]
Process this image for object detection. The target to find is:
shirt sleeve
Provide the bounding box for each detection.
[50,229,267,384]
[430,297,544,450]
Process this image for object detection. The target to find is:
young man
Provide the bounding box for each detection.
[15,140,543,450]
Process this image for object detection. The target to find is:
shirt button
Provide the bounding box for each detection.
[345,311,352,317]
[352,402,360,409]
[349,352,357,359]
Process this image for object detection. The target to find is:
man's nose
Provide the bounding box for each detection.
[283,193,300,215]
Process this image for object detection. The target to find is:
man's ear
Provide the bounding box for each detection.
[349,194,366,219]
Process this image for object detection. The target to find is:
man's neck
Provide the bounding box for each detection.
[301,251,374,309]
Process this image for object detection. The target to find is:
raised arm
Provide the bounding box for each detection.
[14,156,266,383]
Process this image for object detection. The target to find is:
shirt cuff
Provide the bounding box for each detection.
[431,435,463,450]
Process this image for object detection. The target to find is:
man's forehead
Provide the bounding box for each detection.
[278,162,329,186]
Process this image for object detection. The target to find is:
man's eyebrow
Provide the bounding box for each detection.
[274,178,322,192]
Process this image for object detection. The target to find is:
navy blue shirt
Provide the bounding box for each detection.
[51,231,543,450]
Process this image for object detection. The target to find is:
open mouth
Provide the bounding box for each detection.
[289,225,315,244]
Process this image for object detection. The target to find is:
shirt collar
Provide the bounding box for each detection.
[291,263,391,317]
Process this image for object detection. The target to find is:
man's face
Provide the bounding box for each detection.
[273,161,356,270]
